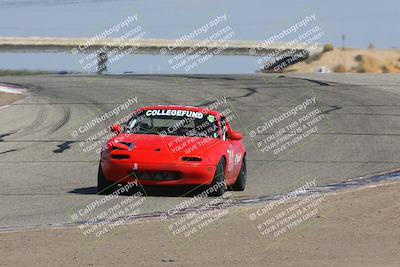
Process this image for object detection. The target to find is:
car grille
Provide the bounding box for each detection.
[130,171,182,181]
[111,154,130,159]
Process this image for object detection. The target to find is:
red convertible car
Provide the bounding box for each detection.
[98,105,246,196]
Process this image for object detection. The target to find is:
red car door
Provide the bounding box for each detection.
[220,116,241,181]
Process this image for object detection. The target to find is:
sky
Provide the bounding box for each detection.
[0,0,398,73]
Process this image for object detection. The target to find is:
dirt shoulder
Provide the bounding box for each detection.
[1,181,399,267]
[0,92,23,107]
[287,48,400,73]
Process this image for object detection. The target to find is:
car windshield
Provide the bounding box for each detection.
[124,109,220,138]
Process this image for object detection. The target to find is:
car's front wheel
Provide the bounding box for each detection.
[231,156,246,191]
[208,158,226,197]
[97,163,116,194]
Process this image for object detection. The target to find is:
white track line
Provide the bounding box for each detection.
[0,104,10,110]
[0,84,27,94]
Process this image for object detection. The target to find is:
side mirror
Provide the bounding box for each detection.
[111,124,122,134]
[230,131,243,140]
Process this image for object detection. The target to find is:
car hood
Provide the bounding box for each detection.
[106,133,221,163]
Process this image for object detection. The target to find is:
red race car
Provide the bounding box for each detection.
[98,105,246,196]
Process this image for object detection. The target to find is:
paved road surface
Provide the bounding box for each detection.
[0,74,399,229]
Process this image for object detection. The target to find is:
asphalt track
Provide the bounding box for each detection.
[0,73,399,229]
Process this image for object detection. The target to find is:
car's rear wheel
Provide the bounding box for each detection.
[97,163,116,194]
[209,158,226,197]
[231,156,246,191]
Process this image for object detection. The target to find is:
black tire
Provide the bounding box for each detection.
[231,156,246,191]
[97,163,116,194]
[209,158,226,197]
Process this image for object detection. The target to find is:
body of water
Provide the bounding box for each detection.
[0,0,398,73]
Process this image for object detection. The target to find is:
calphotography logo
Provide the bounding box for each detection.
[70,182,144,238]
[162,189,235,244]
[72,13,147,73]
[69,97,139,154]
[247,92,333,160]
[252,13,326,72]
[247,180,326,242]
[163,14,235,72]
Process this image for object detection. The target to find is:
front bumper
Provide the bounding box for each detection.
[101,160,216,186]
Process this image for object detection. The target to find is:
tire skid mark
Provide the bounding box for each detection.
[0,149,18,155]
[49,105,71,134]
[18,104,48,136]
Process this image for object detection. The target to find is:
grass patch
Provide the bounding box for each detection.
[0,69,60,76]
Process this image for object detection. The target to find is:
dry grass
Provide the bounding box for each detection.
[333,64,347,73]
[287,48,400,73]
